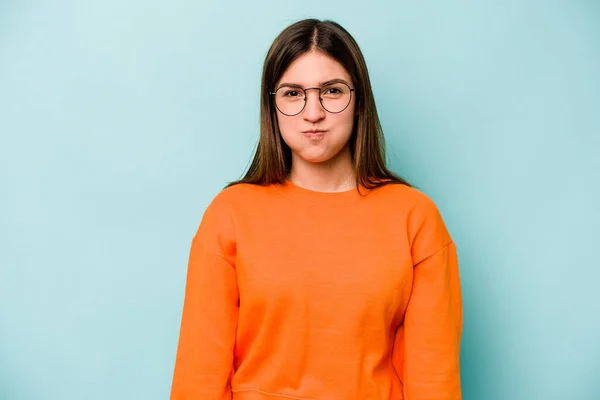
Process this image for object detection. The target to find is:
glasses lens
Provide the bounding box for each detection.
[275,87,305,116]
[321,83,352,113]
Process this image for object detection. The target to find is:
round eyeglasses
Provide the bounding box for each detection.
[269,82,355,116]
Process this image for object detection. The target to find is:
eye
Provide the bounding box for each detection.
[321,84,349,98]
[284,90,302,97]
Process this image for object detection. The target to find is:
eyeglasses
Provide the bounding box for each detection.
[269,81,355,116]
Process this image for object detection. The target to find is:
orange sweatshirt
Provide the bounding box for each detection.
[171,180,462,400]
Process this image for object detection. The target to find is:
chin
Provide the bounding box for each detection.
[297,152,335,164]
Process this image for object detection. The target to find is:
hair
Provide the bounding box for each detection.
[224,18,411,193]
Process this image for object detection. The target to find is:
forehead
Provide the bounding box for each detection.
[277,50,352,86]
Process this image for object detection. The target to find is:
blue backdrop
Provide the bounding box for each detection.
[1,1,599,399]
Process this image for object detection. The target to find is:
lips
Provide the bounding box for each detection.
[303,130,326,139]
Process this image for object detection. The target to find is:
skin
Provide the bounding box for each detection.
[275,50,357,193]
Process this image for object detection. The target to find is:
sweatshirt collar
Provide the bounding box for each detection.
[273,179,372,206]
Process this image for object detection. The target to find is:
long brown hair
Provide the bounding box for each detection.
[225,18,411,192]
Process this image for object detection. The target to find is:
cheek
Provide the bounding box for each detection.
[331,110,356,136]
[275,114,296,141]
[276,115,304,150]
[276,113,292,131]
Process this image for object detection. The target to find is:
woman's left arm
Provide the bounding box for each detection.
[392,195,463,400]
[402,241,463,399]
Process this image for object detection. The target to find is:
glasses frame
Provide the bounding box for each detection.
[269,82,356,116]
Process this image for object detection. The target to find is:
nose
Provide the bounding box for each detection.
[302,89,326,122]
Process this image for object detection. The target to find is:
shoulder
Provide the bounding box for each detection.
[210,182,271,209]
[192,184,263,258]
[376,183,452,262]
[206,182,262,204]
[373,182,441,216]
[201,182,272,223]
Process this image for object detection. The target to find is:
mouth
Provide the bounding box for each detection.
[303,130,326,139]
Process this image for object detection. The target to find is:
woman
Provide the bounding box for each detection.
[171,18,462,400]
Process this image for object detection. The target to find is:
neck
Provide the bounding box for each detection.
[288,145,356,193]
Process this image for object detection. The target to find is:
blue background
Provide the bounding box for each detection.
[1,1,599,399]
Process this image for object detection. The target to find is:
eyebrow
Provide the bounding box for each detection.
[275,78,351,91]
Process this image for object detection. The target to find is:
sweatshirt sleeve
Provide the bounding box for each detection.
[170,195,239,400]
[393,195,463,399]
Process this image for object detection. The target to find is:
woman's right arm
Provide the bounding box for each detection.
[170,196,239,400]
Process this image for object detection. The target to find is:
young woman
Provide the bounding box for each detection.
[171,18,463,400]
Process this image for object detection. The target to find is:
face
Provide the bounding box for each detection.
[274,50,356,165]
